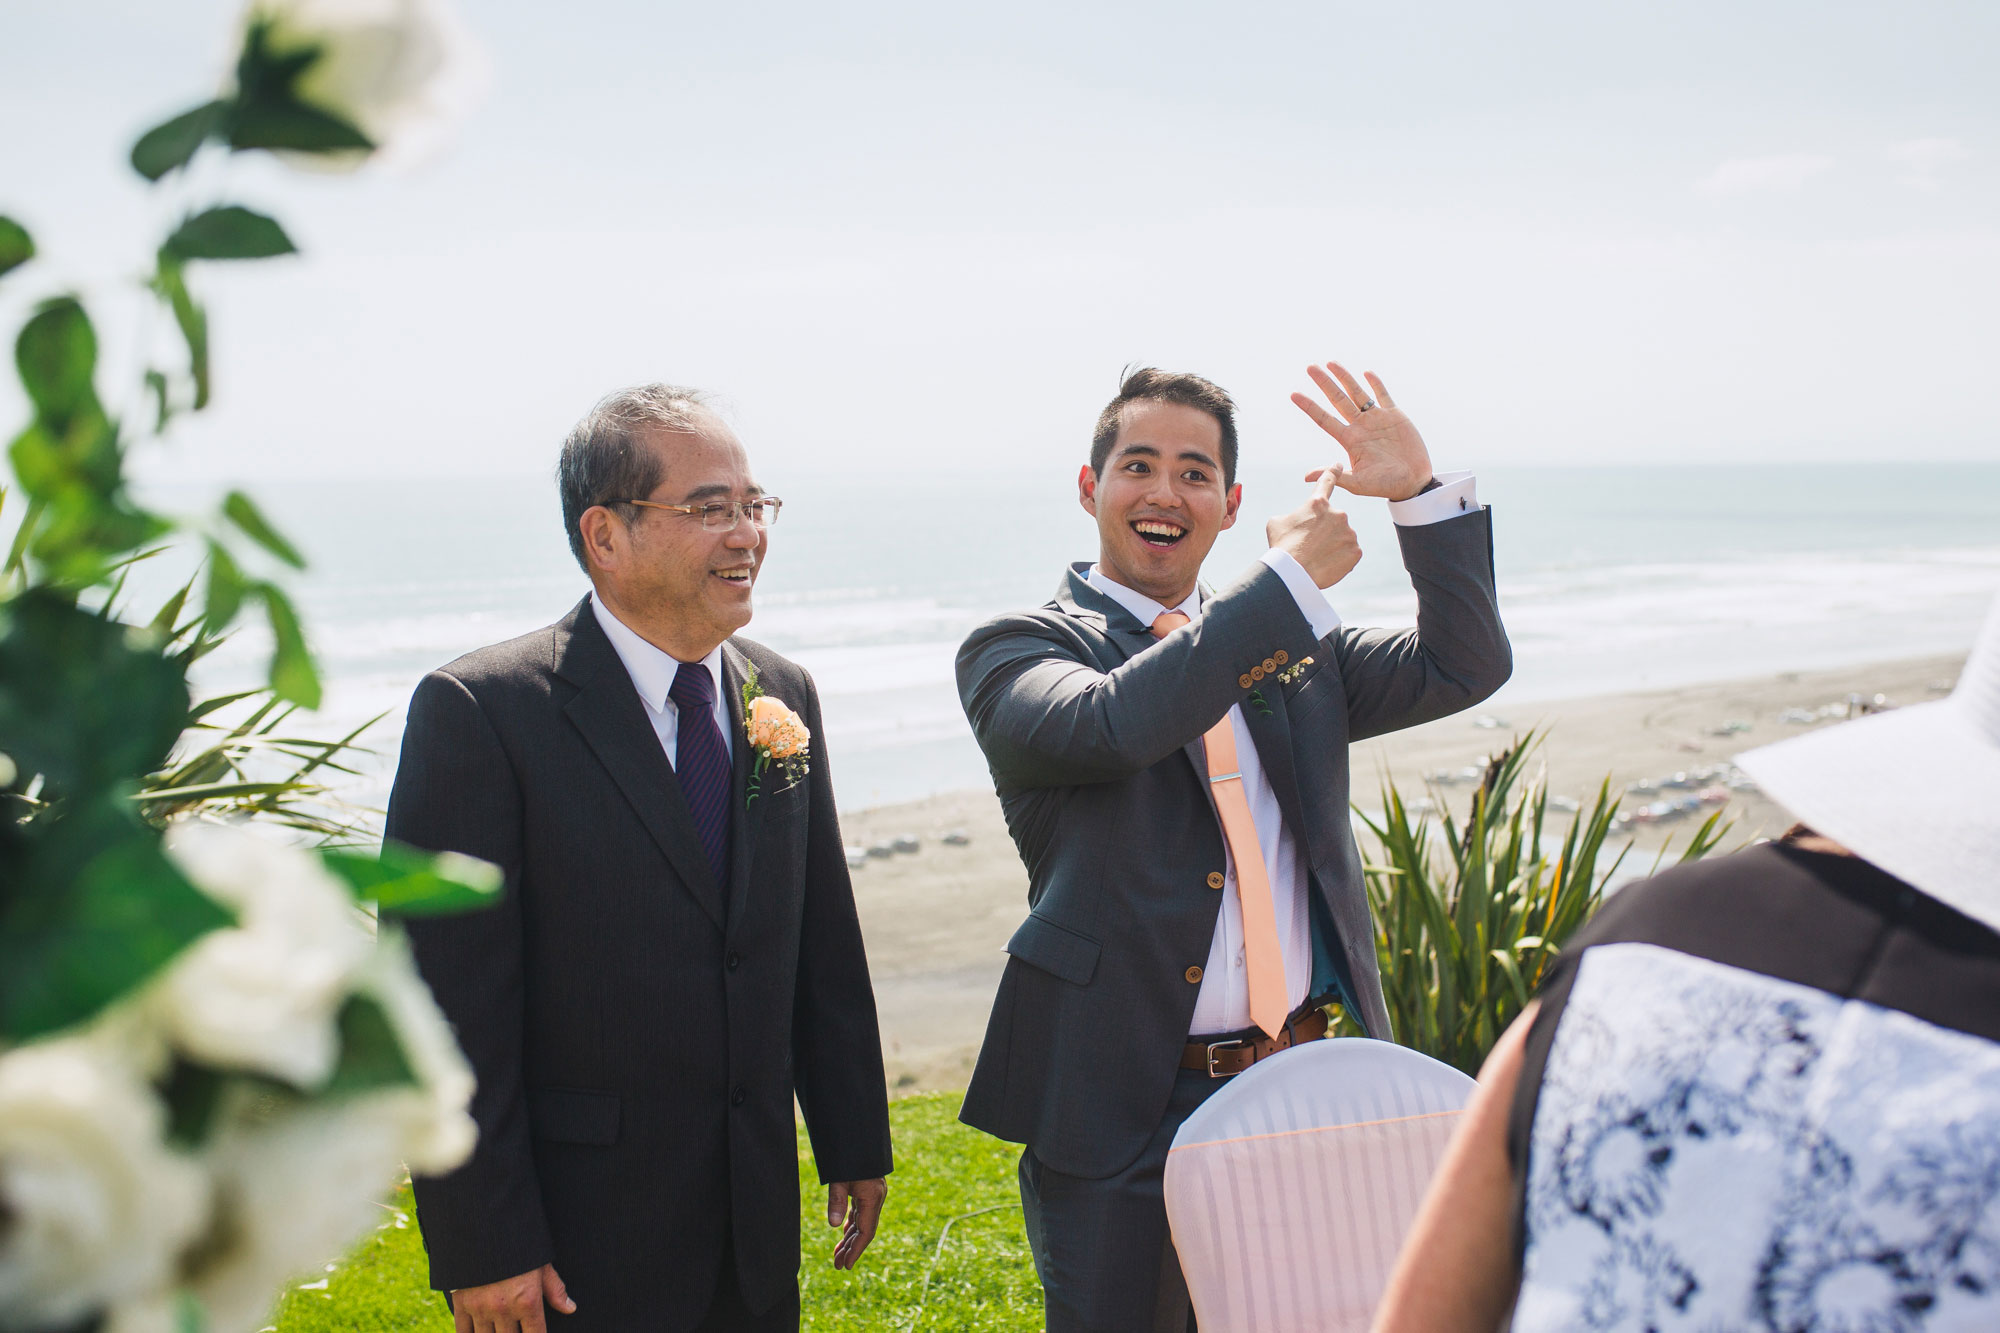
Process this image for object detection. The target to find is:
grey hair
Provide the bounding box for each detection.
[557,383,713,572]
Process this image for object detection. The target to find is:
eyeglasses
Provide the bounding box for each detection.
[611,497,784,530]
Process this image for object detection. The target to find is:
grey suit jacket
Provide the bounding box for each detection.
[955,509,1510,1179]
[385,599,891,1328]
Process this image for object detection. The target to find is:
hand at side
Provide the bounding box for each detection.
[828,1177,889,1269]
[452,1263,575,1333]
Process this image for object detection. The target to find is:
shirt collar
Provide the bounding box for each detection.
[589,593,723,714]
[1084,564,1201,629]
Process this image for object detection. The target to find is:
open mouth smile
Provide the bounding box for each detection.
[1131,519,1187,549]
[712,564,755,586]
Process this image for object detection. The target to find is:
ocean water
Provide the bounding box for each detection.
[132,463,2000,817]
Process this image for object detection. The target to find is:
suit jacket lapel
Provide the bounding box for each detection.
[720,642,763,928]
[555,599,726,930]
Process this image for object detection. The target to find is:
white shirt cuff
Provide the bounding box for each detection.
[1386,470,1477,526]
[1259,548,1343,640]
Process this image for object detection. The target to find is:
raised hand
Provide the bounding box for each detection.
[1266,466,1363,589]
[1290,362,1434,502]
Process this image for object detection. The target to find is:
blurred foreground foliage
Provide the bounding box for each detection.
[0,22,482,1045]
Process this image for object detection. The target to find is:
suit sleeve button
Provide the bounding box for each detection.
[1250,665,1266,681]
[1206,871,1224,889]
[1273,650,1288,665]
[1185,966,1204,984]
[1238,673,1254,688]
[1261,657,1276,673]
[731,1085,747,1107]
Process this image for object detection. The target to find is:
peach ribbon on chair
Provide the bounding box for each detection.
[1152,611,1290,1039]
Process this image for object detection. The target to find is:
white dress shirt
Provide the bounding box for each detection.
[590,594,733,768]
[1088,471,1479,1035]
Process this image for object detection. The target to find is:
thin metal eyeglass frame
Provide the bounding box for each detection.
[611,497,783,529]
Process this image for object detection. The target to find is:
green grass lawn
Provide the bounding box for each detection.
[272,1092,1042,1331]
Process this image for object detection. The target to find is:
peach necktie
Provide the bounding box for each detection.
[1152,611,1290,1039]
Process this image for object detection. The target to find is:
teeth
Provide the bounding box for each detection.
[1134,521,1185,539]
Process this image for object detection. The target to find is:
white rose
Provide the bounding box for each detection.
[0,1039,209,1331]
[353,927,477,1174]
[159,822,374,1089]
[186,1092,417,1333]
[244,0,488,171]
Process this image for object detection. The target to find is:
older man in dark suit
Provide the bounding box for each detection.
[385,385,892,1333]
[956,362,1511,1330]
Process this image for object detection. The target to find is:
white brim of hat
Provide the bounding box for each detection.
[1735,696,2000,935]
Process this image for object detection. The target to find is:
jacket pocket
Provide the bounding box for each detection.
[528,1087,621,1146]
[1005,913,1101,986]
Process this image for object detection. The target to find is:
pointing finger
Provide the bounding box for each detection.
[1314,465,1342,502]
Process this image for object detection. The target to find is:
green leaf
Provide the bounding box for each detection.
[130,101,228,181]
[16,297,98,424]
[260,582,320,708]
[0,216,32,279]
[163,206,297,262]
[226,20,376,156]
[322,993,417,1094]
[0,590,189,797]
[145,368,172,432]
[227,97,375,153]
[0,799,232,1042]
[322,840,504,916]
[222,490,306,568]
[152,260,209,410]
[203,540,246,630]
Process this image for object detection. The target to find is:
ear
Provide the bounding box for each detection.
[579,504,623,575]
[1219,481,1242,531]
[1078,463,1099,517]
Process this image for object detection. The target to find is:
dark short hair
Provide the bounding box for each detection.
[1089,367,1239,487]
[556,384,712,572]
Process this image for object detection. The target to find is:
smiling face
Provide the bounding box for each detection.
[1080,398,1241,607]
[579,412,768,661]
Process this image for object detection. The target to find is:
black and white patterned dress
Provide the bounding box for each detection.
[1506,843,2000,1332]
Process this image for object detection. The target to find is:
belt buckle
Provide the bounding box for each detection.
[1204,1038,1246,1077]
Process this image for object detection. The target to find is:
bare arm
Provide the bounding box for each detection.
[1371,1004,1536,1333]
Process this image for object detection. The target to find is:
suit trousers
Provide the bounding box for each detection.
[1019,1067,1232,1333]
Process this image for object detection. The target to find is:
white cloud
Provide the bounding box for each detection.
[1889,136,1971,190]
[1697,152,1837,194]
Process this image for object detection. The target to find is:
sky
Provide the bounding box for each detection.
[5,0,2000,487]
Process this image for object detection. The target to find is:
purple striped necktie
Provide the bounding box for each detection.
[668,660,732,892]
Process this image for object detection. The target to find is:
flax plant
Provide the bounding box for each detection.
[1335,733,1731,1074]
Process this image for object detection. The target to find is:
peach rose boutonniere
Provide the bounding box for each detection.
[740,664,811,806]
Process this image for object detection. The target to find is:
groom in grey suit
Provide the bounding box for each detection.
[956,362,1511,1330]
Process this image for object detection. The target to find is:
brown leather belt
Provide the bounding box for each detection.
[1180,1006,1329,1077]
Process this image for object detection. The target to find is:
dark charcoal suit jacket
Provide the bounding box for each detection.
[956,511,1510,1179]
[385,597,892,1330]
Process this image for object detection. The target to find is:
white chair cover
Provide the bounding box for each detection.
[1164,1037,1476,1333]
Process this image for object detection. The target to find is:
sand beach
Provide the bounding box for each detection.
[842,651,1966,1092]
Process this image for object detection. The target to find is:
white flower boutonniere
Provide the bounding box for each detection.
[740,664,811,807]
[1276,656,1314,687]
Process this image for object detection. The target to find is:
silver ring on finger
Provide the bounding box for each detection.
[1357,398,1377,412]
